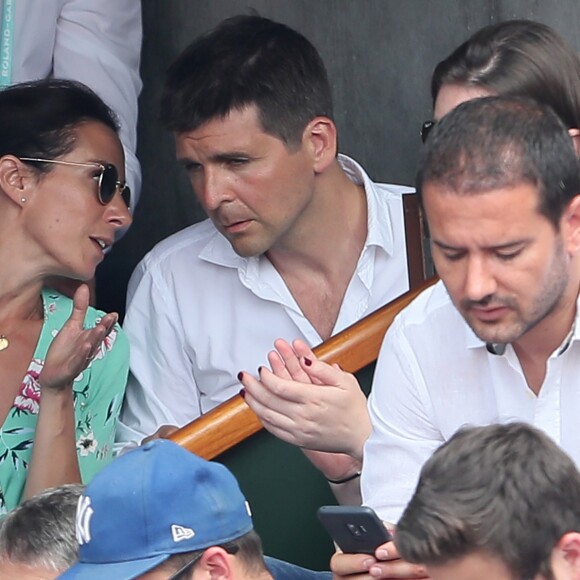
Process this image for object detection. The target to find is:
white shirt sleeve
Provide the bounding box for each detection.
[116,257,203,447]
[361,317,444,523]
[52,0,142,207]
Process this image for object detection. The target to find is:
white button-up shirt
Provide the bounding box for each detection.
[362,280,580,523]
[117,155,413,445]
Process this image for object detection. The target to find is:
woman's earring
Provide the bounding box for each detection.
[20,197,26,203]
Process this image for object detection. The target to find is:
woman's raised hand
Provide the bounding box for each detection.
[38,284,118,390]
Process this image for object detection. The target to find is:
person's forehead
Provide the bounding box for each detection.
[433,83,495,120]
[422,179,542,207]
[421,181,551,241]
[173,110,287,163]
[69,121,125,176]
[177,105,268,142]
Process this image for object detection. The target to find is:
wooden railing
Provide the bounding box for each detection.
[170,276,438,459]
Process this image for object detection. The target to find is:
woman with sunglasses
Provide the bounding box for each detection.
[0,79,132,513]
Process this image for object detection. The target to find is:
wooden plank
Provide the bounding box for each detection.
[169,276,438,459]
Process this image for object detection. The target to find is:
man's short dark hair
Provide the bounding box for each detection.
[395,423,580,579]
[417,95,580,228]
[0,484,83,572]
[155,530,267,579]
[160,14,334,148]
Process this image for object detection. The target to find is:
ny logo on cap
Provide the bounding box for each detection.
[76,495,94,545]
[171,524,195,543]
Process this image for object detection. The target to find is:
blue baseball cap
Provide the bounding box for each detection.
[59,439,253,579]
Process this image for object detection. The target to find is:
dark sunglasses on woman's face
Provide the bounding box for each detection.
[18,157,131,210]
[420,120,436,143]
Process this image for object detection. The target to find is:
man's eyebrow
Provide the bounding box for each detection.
[176,151,251,166]
[212,151,252,161]
[176,157,197,168]
[432,240,460,251]
[432,238,531,251]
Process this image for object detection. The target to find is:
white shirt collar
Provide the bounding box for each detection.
[337,154,395,257]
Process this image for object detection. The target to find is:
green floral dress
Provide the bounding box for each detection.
[0,288,129,514]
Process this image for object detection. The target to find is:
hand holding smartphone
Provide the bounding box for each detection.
[317,505,392,555]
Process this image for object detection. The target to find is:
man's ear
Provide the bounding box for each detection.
[550,532,580,579]
[0,155,36,207]
[562,194,580,255]
[302,116,337,173]
[568,128,580,158]
[195,546,234,579]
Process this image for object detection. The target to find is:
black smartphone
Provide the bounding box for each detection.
[317,505,393,554]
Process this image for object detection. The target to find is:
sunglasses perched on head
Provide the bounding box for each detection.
[19,157,131,210]
[420,120,436,143]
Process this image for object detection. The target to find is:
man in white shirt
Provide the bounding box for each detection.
[117,15,413,447]
[362,94,580,522]
[330,95,580,578]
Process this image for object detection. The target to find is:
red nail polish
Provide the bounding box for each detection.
[239,388,246,399]
[237,371,243,381]
[304,358,312,366]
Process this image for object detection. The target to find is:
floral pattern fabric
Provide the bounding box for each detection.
[0,288,129,514]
